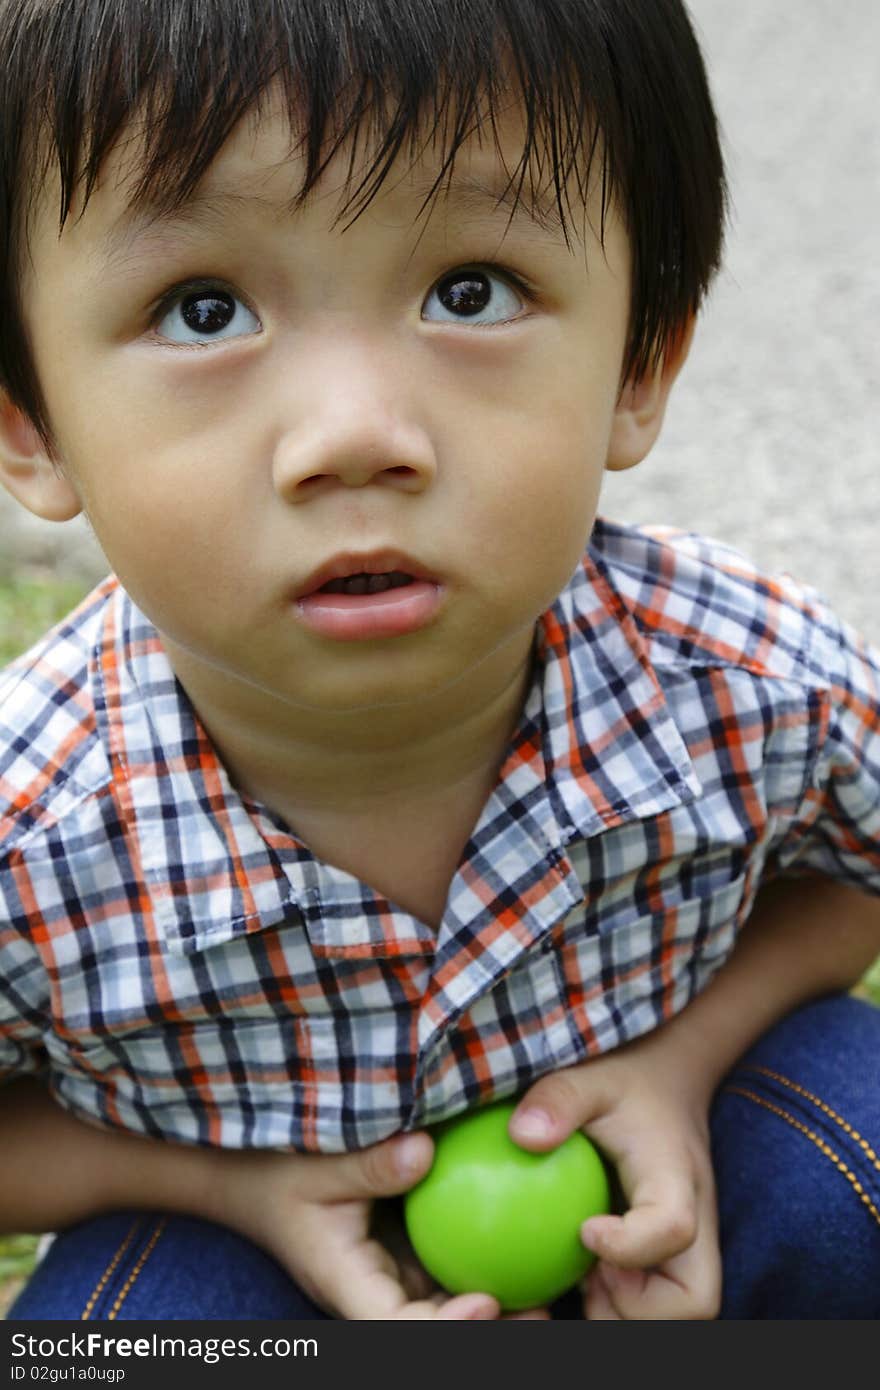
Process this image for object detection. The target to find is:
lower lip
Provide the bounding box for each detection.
[295,580,445,640]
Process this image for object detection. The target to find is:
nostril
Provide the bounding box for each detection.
[289,473,333,498]
[383,464,428,493]
[274,452,430,502]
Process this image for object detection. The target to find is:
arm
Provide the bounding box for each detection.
[0,1076,234,1234]
[509,873,880,1318]
[643,872,880,1100]
[0,1078,514,1320]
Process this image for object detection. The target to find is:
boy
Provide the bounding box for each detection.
[1,0,879,1321]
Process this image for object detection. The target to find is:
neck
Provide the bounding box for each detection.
[163,629,537,819]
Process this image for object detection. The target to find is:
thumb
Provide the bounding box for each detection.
[306,1131,435,1203]
[509,1069,607,1152]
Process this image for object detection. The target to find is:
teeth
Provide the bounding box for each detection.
[320,571,415,595]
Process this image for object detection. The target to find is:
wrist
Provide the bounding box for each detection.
[639,1005,743,1107]
[114,1138,294,1268]
[51,1100,236,1227]
[188,1145,283,1248]
[106,1125,235,1226]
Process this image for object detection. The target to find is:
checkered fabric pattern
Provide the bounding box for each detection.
[2,518,879,1152]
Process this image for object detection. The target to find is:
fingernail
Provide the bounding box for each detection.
[512,1107,552,1140]
[397,1134,430,1178]
[581,1215,614,1246]
[580,1218,602,1250]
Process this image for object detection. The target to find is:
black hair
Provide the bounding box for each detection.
[0,0,727,451]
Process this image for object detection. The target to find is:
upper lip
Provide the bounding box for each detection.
[294,549,441,599]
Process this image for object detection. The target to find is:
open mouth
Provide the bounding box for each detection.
[295,559,443,639]
[317,571,416,596]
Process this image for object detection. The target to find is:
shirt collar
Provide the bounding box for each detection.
[92,586,307,953]
[531,535,702,843]
[92,536,700,955]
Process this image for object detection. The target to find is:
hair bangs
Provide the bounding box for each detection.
[32,0,613,253]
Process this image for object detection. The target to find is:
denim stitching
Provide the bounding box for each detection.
[80,1218,143,1320]
[737,1064,880,1169]
[722,1084,880,1227]
[106,1217,167,1320]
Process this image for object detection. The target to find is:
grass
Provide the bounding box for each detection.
[0,1235,40,1316]
[0,1233,39,1279]
[0,573,94,667]
[1,572,879,1309]
[857,954,880,1005]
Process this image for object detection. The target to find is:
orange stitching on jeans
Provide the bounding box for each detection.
[80,1218,142,1321]
[739,1065,880,1169]
[723,1085,880,1227]
[105,1217,167,1320]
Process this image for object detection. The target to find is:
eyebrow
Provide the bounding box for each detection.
[99,191,282,271]
[98,168,571,271]
[401,171,570,237]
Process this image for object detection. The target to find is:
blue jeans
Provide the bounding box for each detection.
[9,995,880,1320]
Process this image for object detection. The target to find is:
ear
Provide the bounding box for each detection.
[606,317,696,473]
[0,393,82,521]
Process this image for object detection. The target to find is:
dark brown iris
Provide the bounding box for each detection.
[181,291,236,334]
[437,272,491,317]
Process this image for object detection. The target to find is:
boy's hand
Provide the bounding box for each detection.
[211,1131,548,1320]
[509,1036,722,1320]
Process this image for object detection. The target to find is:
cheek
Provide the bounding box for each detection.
[460,387,612,580]
[60,426,255,635]
[44,371,246,567]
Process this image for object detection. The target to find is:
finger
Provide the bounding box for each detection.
[302,1132,434,1203]
[591,1184,721,1320]
[370,1199,437,1301]
[398,1293,502,1321]
[319,1233,411,1319]
[582,1268,622,1321]
[386,1246,436,1303]
[325,1228,497,1322]
[581,1163,697,1268]
[508,1068,612,1151]
[598,1235,721,1320]
[335,1228,502,1321]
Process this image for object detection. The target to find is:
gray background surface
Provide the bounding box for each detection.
[1,0,878,637]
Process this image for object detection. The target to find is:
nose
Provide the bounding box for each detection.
[271,351,437,504]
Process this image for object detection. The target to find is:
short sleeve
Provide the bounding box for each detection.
[771,592,880,893]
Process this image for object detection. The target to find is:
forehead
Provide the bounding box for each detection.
[27,82,605,265]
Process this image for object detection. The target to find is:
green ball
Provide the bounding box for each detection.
[404,1099,610,1311]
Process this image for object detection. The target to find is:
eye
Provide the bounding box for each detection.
[422,267,527,326]
[154,284,261,344]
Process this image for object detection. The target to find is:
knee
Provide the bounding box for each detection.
[710,996,880,1318]
[8,1210,329,1321]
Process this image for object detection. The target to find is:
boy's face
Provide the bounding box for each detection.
[11,94,679,716]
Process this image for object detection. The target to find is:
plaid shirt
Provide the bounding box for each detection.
[2,518,879,1153]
